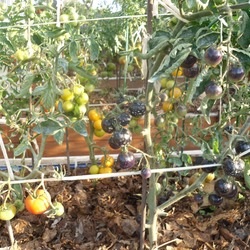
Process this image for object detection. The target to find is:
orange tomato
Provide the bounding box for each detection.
[93,119,103,130]
[101,155,115,168]
[171,67,183,77]
[162,101,174,112]
[88,109,101,122]
[169,87,182,99]
[25,189,51,215]
[99,167,113,174]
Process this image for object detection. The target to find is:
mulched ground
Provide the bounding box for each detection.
[1,169,250,249]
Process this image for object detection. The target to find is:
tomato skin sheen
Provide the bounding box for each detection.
[0,203,17,221]
[25,189,51,215]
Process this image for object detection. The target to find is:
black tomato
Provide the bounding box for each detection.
[101,117,117,133]
[222,157,245,177]
[117,112,131,126]
[201,159,217,173]
[108,128,132,149]
[116,151,136,169]
[141,168,152,179]
[129,100,146,117]
[193,193,203,205]
[204,47,223,67]
[228,66,245,82]
[235,140,250,158]
[214,178,237,198]
[183,63,200,78]
[181,55,197,68]
[208,194,223,206]
[205,81,223,99]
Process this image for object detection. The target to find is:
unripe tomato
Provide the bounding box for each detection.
[73,84,85,96]
[25,189,51,215]
[0,203,17,221]
[88,165,99,174]
[100,155,115,168]
[76,92,89,105]
[62,101,74,113]
[61,89,74,101]
[94,129,106,137]
[52,202,64,217]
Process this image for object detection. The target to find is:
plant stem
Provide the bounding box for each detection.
[156,172,208,212]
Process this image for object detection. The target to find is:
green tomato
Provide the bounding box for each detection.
[53,202,64,216]
[84,83,95,93]
[0,203,17,221]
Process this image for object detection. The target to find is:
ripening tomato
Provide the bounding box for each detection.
[76,92,89,105]
[88,164,100,174]
[169,87,182,99]
[0,203,17,221]
[25,189,51,215]
[62,100,74,112]
[94,129,106,137]
[162,101,174,112]
[171,67,183,77]
[101,155,115,168]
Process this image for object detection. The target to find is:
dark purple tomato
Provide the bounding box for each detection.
[193,193,203,205]
[222,157,245,177]
[101,117,117,133]
[228,66,245,82]
[116,151,136,169]
[183,63,200,78]
[141,168,151,179]
[201,159,217,173]
[108,128,132,149]
[117,112,131,126]
[214,178,237,198]
[181,55,197,68]
[224,125,233,134]
[129,100,146,117]
[208,193,223,205]
[175,103,187,118]
[205,81,223,99]
[204,47,223,67]
[235,140,250,158]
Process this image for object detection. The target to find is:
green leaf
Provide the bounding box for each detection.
[237,11,250,49]
[33,119,63,136]
[148,30,171,50]
[244,159,250,190]
[72,120,88,136]
[176,26,200,41]
[232,48,250,72]
[14,138,30,156]
[16,73,36,98]
[199,97,216,124]
[45,28,66,39]
[69,41,78,63]
[57,58,69,73]
[149,44,192,82]
[53,129,65,144]
[196,32,219,49]
[168,156,183,166]
[88,36,99,61]
[32,84,48,96]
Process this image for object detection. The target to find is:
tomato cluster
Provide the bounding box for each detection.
[88,155,115,174]
[60,84,89,119]
[88,109,106,137]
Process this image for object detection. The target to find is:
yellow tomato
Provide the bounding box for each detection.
[101,155,115,168]
[73,84,85,96]
[62,101,74,112]
[93,119,103,130]
[169,87,182,99]
[171,67,183,77]
[99,167,113,174]
[162,101,174,112]
[88,109,101,122]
